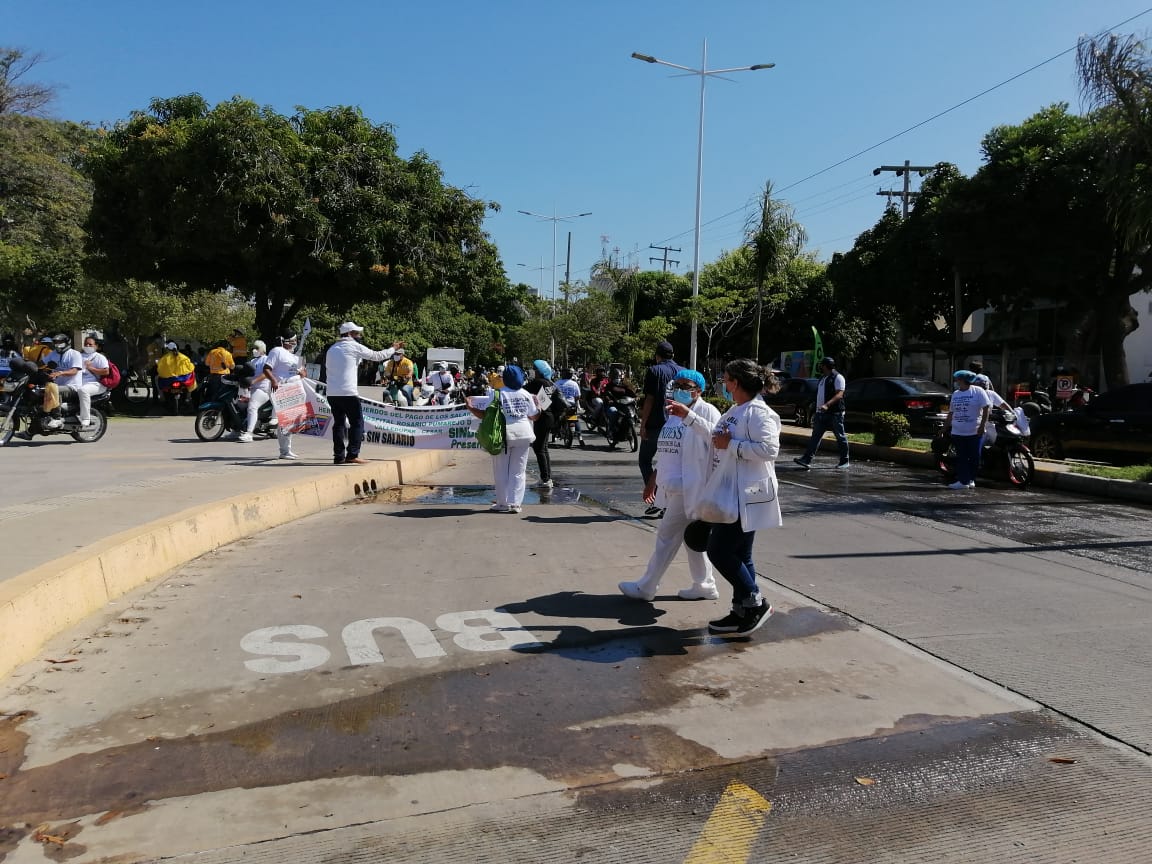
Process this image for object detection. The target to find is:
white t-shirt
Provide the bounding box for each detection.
[472,389,537,443]
[265,347,302,382]
[81,351,109,387]
[47,348,84,390]
[556,378,581,404]
[949,386,992,436]
[654,414,687,487]
[429,370,454,392]
[248,355,270,392]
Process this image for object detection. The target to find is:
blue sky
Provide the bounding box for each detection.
[8,0,1152,299]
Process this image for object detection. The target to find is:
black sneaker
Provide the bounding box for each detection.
[793,457,811,470]
[733,602,773,636]
[708,608,746,634]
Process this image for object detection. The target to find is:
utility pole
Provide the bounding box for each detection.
[649,243,681,271]
[873,160,934,218]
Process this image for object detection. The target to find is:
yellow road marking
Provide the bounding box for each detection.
[684,779,772,863]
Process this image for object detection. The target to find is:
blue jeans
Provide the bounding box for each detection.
[801,410,849,463]
[706,519,760,605]
[328,395,364,460]
[952,433,983,485]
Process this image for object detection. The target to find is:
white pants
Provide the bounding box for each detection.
[79,382,104,423]
[635,488,715,595]
[246,387,271,433]
[492,440,533,507]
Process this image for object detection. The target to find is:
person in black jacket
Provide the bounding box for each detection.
[524,359,561,488]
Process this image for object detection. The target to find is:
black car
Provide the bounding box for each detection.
[764,377,818,426]
[1028,382,1152,463]
[842,377,952,433]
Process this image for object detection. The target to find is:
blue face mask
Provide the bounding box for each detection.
[672,389,694,406]
[721,385,733,401]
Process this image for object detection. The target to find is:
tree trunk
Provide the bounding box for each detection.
[1095,287,1137,390]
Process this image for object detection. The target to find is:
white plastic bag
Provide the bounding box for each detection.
[692,452,740,524]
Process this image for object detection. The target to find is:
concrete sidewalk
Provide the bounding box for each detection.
[0,415,455,680]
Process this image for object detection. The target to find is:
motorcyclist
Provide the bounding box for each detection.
[556,367,584,446]
[427,361,455,405]
[382,347,415,405]
[43,333,87,429]
[238,340,269,443]
[156,341,198,398]
[601,368,637,449]
[0,333,18,381]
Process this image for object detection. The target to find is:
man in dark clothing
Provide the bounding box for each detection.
[638,341,681,500]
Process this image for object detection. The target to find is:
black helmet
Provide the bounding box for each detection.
[53,333,72,350]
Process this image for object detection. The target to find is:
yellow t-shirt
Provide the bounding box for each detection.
[383,357,415,382]
[206,346,234,375]
[157,352,197,388]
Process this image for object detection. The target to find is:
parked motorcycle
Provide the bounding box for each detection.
[194,374,277,441]
[931,406,1035,488]
[0,360,109,446]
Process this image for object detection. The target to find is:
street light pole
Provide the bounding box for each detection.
[517,208,592,303]
[632,43,774,371]
[518,208,591,369]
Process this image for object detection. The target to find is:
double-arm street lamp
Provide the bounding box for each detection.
[631,43,774,370]
[517,208,592,304]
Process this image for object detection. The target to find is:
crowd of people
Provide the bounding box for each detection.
[465,342,785,638]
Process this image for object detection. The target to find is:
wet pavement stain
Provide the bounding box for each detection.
[0,622,800,831]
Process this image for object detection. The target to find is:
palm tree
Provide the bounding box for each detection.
[745,181,806,361]
[1077,33,1152,252]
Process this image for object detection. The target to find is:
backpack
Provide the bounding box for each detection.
[477,393,506,455]
[103,360,122,390]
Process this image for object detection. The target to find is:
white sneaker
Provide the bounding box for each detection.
[947,481,967,490]
[678,585,721,600]
[618,581,656,601]
[508,504,522,513]
[967,481,976,488]
[237,432,254,443]
[540,479,554,488]
[80,418,96,428]
[488,504,510,513]
[45,418,64,430]
[280,452,300,460]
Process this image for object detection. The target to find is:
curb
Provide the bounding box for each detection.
[0,450,452,681]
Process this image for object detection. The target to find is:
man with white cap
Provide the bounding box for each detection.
[325,323,402,465]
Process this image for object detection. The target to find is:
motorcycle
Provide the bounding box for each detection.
[559,401,584,448]
[194,375,277,441]
[931,406,1035,488]
[159,376,194,415]
[606,395,640,452]
[0,361,109,446]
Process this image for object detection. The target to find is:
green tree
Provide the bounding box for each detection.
[688,247,755,368]
[936,105,1146,387]
[0,49,94,328]
[83,95,505,340]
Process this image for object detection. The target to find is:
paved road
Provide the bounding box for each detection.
[1,434,1150,862]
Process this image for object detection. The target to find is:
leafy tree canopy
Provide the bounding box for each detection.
[83,94,507,340]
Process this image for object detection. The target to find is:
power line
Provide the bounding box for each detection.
[650,6,1152,248]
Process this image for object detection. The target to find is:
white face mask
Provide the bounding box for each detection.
[83,346,96,355]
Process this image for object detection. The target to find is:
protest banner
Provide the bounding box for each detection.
[274,380,480,449]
